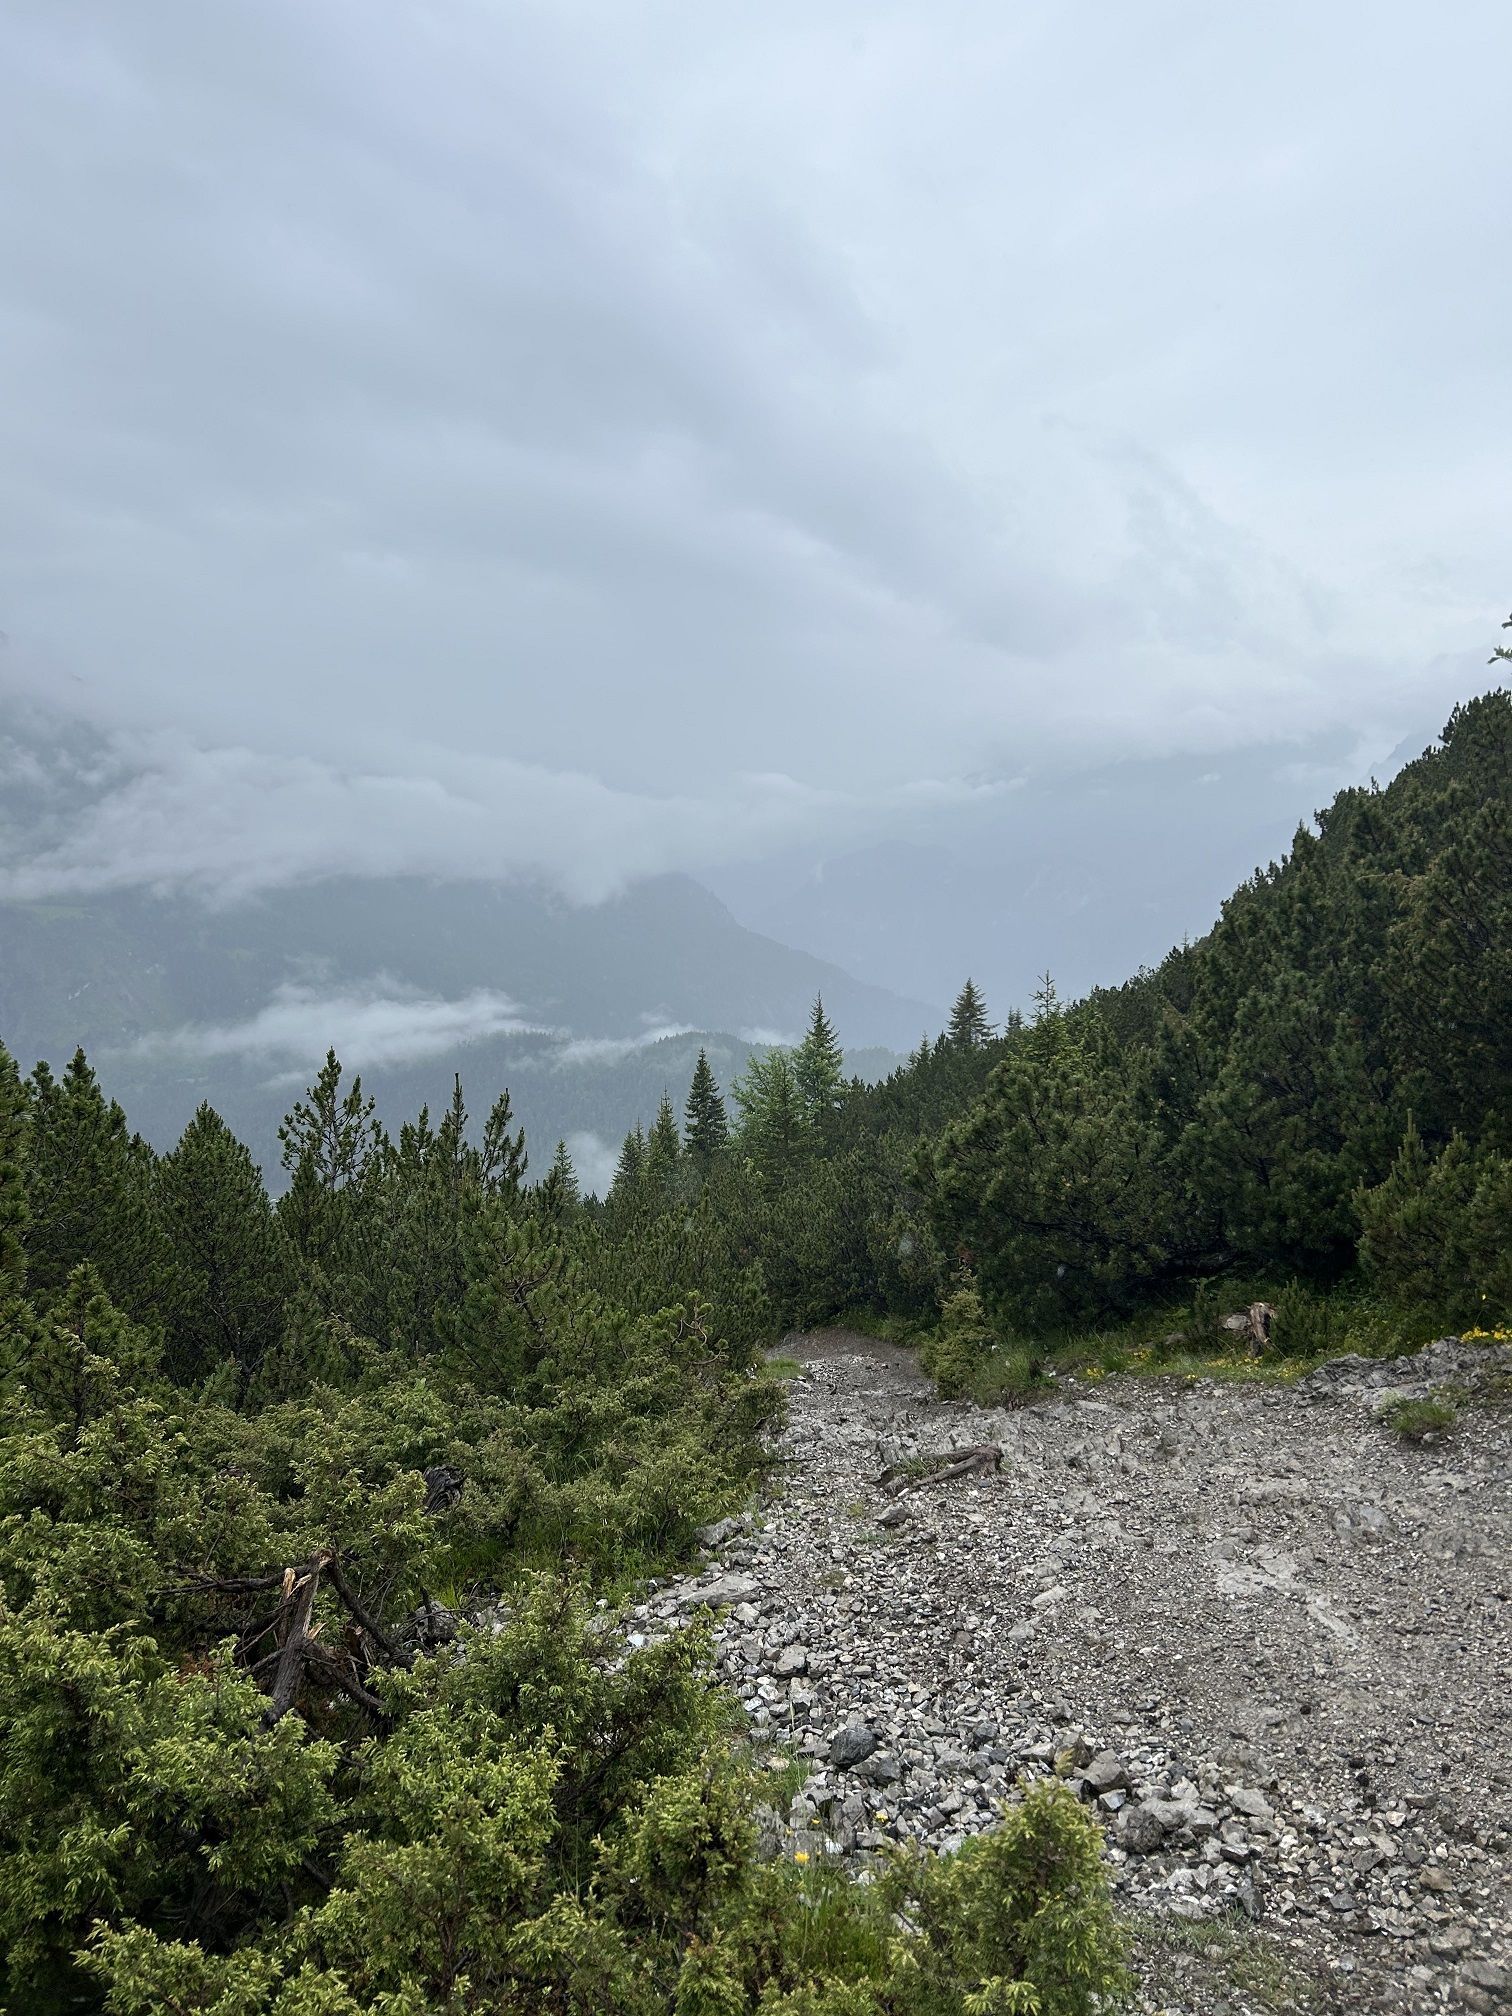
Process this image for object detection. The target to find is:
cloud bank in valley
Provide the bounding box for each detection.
[127,979,743,1104]
[130,979,543,1076]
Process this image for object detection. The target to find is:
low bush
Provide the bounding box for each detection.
[1380,1391,1458,1443]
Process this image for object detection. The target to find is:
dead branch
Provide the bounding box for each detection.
[306,1645,392,1725]
[875,1444,1002,1496]
[325,1557,402,1665]
[263,1556,328,1726]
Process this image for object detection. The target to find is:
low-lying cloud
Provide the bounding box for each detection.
[0,706,1005,905]
[131,979,544,1075]
[565,1130,619,1200]
[1,0,1504,921]
[555,1021,699,1065]
[126,980,735,1096]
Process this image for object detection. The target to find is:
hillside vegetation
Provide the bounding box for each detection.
[1,677,1508,2012]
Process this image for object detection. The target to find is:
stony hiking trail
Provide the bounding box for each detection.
[629,1329,1512,2015]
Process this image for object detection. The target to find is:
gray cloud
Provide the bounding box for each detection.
[0,1,1506,923]
[0,702,1004,902]
[127,978,733,1100]
[131,978,543,1075]
[556,1022,699,1065]
[565,1130,620,1201]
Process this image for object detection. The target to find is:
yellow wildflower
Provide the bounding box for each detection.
[793,1850,810,1864]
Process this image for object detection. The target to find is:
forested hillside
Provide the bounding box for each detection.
[1,684,1507,2012]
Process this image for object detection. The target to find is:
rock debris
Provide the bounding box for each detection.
[628,1330,1512,2014]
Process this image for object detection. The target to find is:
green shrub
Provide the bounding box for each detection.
[920,1278,1000,1400]
[1380,1392,1458,1443]
[1357,1123,1512,1326]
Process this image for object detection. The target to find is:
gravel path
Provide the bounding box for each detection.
[631,1329,1512,2014]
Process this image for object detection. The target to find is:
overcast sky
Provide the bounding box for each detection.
[1,0,1508,915]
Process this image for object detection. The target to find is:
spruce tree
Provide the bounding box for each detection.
[646,1092,681,1193]
[158,1104,288,1382]
[610,1123,646,1200]
[536,1140,581,1222]
[683,1050,730,1166]
[795,996,844,1125]
[732,1048,805,1170]
[946,978,993,1048]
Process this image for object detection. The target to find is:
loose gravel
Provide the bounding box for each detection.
[628,1330,1512,2015]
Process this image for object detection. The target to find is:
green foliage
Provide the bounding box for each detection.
[21,1050,182,1330]
[479,1084,528,1196]
[685,1049,731,1167]
[535,1139,583,1224]
[647,1092,685,1198]
[0,1041,28,1301]
[946,978,994,1051]
[926,687,1512,1337]
[886,1780,1131,2015]
[795,996,846,1126]
[1357,1122,1512,1325]
[159,1105,288,1384]
[930,985,1176,1332]
[276,1049,384,1277]
[1380,1391,1458,1442]
[733,1047,806,1171]
[919,1277,997,1400]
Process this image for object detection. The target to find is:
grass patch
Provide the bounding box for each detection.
[1132,1908,1322,2013]
[758,1743,811,1808]
[763,1355,805,1380]
[1381,1390,1458,1442]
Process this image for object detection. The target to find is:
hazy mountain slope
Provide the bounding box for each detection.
[0,876,923,1183]
[705,739,1426,1013]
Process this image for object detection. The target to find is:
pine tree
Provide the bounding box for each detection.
[480,1087,528,1197]
[683,1050,730,1167]
[435,1076,474,1207]
[276,1050,384,1270]
[0,1042,28,1301]
[158,1104,288,1382]
[22,1050,179,1326]
[946,978,993,1049]
[794,996,844,1125]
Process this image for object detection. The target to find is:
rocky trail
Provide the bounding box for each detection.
[628,1331,1512,2014]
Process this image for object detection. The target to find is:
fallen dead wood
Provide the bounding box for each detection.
[875,1444,1002,1497]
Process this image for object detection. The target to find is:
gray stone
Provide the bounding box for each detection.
[1083,1749,1132,1795]
[697,1514,751,1549]
[1119,1805,1168,1855]
[677,1572,759,1612]
[828,1720,879,1770]
[1226,1785,1274,1821]
[1460,1959,1511,2002]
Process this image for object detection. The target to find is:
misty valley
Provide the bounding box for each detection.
[2,685,1509,2013]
